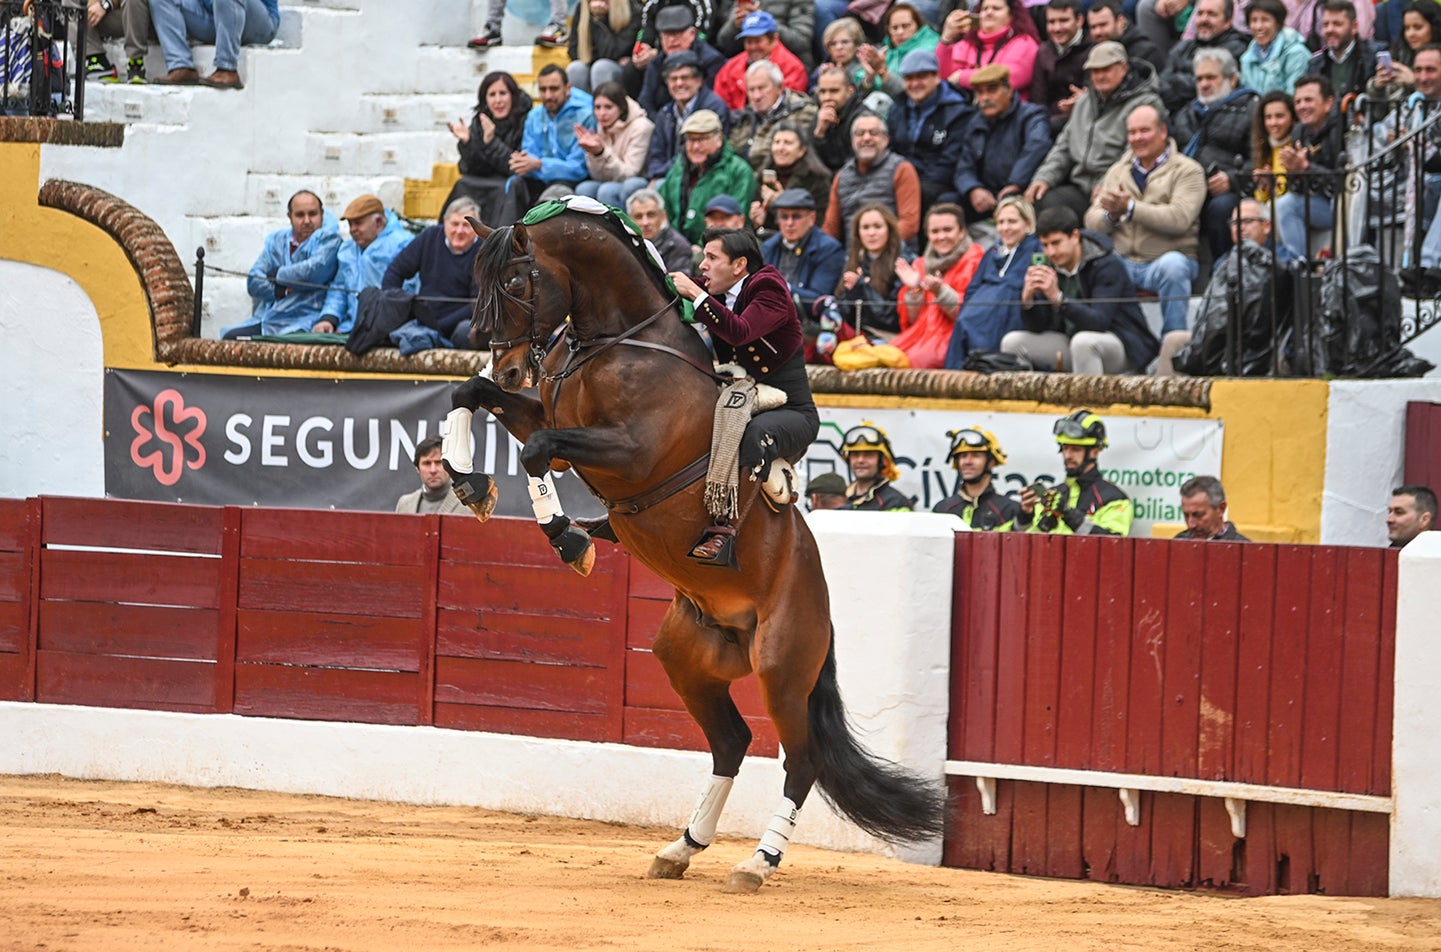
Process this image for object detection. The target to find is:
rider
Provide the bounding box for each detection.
[669,228,821,566]
[840,423,915,511]
[1016,409,1134,536]
[932,426,1019,530]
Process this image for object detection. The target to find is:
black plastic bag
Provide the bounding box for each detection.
[1175,240,1292,376]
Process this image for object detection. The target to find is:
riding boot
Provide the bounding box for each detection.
[687,522,737,568]
[573,514,619,544]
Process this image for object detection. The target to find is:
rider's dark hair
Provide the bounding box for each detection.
[702,228,763,274]
[413,435,444,468]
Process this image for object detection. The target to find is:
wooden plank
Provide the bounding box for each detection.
[441,515,629,572]
[955,532,1002,762]
[1404,400,1441,487]
[1089,539,1133,773]
[38,601,220,660]
[1022,535,1065,766]
[992,534,1029,763]
[1198,544,1243,781]
[1267,545,1312,788]
[1126,541,1169,776]
[40,549,222,609]
[0,498,28,550]
[1347,811,1390,897]
[36,650,216,711]
[1197,795,1239,890]
[21,498,38,702]
[1272,804,1316,894]
[1312,808,1353,896]
[214,506,241,716]
[1008,780,1050,876]
[1299,546,1343,794]
[437,608,617,667]
[0,653,25,702]
[1112,786,1152,886]
[1335,549,1383,795]
[435,655,611,714]
[240,507,431,565]
[417,516,441,727]
[1240,800,1278,896]
[628,561,674,601]
[435,701,615,743]
[625,595,670,652]
[1148,792,1197,888]
[0,602,26,653]
[237,610,422,670]
[941,775,981,869]
[238,558,425,617]
[233,664,420,725]
[624,648,771,721]
[1055,537,1099,771]
[41,497,224,554]
[1374,552,1399,795]
[1044,783,1085,879]
[1080,785,1120,884]
[0,551,25,601]
[1234,544,1278,785]
[1160,541,1205,780]
[438,561,616,619]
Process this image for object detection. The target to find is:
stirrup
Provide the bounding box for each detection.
[687,524,738,568]
[761,459,798,512]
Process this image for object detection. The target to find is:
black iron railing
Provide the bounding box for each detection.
[2,0,84,120]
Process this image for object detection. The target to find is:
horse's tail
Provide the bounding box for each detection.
[807,629,946,843]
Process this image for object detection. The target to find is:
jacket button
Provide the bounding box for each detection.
[761,366,769,373]
[747,345,756,352]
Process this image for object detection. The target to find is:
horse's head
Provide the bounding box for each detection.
[468,217,565,393]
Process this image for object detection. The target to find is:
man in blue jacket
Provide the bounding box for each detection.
[644,51,733,181]
[512,64,596,208]
[760,189,845,316]
[225,190,341,340]
[318,194,415,335]
[887,49,973,221]
[953,65,1053,224]
[1003,205,1160,374]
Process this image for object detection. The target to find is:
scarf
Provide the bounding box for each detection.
[921,236,970,276]
[704,372,757,520]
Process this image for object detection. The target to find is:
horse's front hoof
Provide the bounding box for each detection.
[646,855,689,880]
[568,541,596,577]
[448,467,498,522]
[721,855,773,894]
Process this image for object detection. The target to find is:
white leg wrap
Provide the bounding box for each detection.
[528,473,564,523]
[685,775,734,848]
[441,407,475,474]
[756,797,799,861]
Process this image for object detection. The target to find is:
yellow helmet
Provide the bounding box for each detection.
[946,426,1007,467]
[1053,409,1108,448]
[842,421,900,482]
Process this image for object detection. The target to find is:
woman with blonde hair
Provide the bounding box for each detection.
[943,194,1041,367]
[566,0,640,92]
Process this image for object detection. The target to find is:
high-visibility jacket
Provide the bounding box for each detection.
[1016,468,1133,536]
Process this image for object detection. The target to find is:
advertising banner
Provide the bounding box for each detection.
[105,371,1222,535]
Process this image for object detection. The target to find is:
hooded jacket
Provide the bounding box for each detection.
[322,211,416,333]
[886,79,973,189]
[239,212,342,337]
[1240,27,1312,96]
[521,85,597,184]
[457,90,533,178]
[1033,60,1166,195]
[1018,230,1160,371]
[584,98,656,182]
[939,25,1041,95]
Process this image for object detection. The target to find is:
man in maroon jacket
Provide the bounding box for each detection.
[671,228,819,564]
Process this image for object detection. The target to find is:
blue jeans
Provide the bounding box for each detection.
[151,0,279,71]
[1120,251,1198,334]
[1274,192,1334,260]
[577,176,647,209]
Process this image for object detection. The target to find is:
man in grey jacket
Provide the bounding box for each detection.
[1024,42,1166,219]
[396,437,467,515]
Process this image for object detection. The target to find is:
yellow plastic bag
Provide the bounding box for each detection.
[831,335,911,371]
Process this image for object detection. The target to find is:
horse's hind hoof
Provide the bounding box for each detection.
[646,855,689,879]
[568,542,596,577]
[721,869,765,894]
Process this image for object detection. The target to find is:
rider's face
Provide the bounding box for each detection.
[699,240,746,295]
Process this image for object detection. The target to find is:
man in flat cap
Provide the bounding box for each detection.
[1026,40,1165,219]
[635,5,728,115]
[318,194,416,335]
[954,64,1053,224]
[761,188,846,315]
[888,48,972,221]
[658,109,757,242]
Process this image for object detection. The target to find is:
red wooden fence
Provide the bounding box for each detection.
[0,496,776,755]
[945,531,1397,896]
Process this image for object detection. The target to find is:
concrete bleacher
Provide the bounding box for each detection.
[38,0,544,338]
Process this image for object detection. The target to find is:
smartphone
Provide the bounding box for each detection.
[1030,253,1048,267]
[1378,50,1394,71]
[762,169,778,186]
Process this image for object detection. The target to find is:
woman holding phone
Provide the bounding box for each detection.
[1368,0,1441,101]
[747,122,833,234]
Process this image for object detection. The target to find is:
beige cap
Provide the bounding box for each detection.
[679,109,722,135]
[1083,41,1128,70]
[341,193,384,220]
[970,63,1011,87]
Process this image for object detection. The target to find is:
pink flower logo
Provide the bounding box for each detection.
[130,389,207,486]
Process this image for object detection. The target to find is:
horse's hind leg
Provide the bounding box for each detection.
[646,596,753,880]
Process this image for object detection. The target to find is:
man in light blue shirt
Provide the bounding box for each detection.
[512,63,596,207]
[223,189,341,339]
[318,194,415,335]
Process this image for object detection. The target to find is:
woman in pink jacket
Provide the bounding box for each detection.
[936,0,1040,96]
[574,81,656,209]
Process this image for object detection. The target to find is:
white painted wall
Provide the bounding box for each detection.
[1390,531,1441,897]
[0,514,958,864]
[1320,380,1441,545]
[0,261,105,499]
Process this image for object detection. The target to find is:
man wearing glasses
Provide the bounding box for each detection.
[822,113,923,247]
[1015,409,1134,535]
[932,427,1020,530]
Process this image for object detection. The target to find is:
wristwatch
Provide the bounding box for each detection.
[99,0,113,10]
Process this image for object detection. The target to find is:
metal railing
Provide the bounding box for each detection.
[2,0,84,120]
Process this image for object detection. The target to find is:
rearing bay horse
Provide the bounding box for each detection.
[445,207,943,893]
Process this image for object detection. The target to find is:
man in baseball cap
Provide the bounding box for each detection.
[704,194,747,230]
[712,6,808,111]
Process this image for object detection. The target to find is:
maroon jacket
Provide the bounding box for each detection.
[693,265,802,382]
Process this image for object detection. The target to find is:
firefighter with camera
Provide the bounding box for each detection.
[932,426,1020,531]
[1016,409,1134,536]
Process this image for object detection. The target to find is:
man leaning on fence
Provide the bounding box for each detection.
[224,189,340,340]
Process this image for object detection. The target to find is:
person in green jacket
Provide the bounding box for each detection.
[1015,409,1135,535]
[658,109,758,243]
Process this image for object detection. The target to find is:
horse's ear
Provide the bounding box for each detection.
[465,215,492,240]
[511,223,528,255]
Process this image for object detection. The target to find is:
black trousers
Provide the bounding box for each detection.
[740,351,820,472]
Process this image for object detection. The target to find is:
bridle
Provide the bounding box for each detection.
[482,248,550,378]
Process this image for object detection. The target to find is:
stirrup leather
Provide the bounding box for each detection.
[761,459,799,512]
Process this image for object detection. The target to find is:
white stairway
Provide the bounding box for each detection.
[40,0,541,338]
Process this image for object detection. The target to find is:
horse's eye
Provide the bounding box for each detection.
[505,274,526,292]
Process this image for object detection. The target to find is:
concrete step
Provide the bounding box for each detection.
[196,273,257,340]
[242,174,408,220]
[296,130,452,178]
[390,44,535,96]
[280,0,362,11]
[338,92,478,135]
